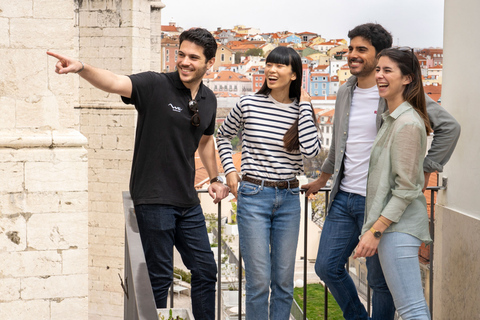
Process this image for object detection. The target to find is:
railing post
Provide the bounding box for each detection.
[217,200,222,320]
[429,188,436,320]
[303,192,309,320]
[324,189,329,320]
[238,250,243,320]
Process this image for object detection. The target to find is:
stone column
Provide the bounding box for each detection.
[0,1,89,319]
[76,0,164,318]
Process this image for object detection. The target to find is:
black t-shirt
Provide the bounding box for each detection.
[122,71,217,207]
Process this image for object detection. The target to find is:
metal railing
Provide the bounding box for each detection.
[122,186,441,320]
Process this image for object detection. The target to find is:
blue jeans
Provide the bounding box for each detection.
[237,181,301,320]
[134,204,217,320]
[378,232,431,320]
[314,190,368,320]
[366,254,396,320]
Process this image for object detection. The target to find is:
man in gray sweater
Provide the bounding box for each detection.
[302,23,460,320]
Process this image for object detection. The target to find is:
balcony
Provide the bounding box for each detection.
[122,186,441,320]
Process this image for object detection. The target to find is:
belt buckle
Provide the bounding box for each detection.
[277,181,287,189]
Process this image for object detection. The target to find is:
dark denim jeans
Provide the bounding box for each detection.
[366,254,396,320]
[134,204,217,320]
[314,190,368,320]
[315,190,397,320]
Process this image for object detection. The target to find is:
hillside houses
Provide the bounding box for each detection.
[160,23,444,135]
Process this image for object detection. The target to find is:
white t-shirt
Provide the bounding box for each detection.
[339,85,379,197]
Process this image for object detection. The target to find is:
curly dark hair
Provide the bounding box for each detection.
[348,23,393,55]
[179,28,218,61]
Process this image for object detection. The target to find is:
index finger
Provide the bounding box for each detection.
[46,51,64,60]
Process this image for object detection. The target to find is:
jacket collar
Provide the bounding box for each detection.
[382,101,413,120]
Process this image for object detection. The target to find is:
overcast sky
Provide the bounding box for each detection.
[161,0,444,48]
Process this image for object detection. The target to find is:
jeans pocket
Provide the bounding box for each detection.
[238,181,261,196]
[289,187,300,195]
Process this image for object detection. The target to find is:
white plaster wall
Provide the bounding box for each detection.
[440,0,480,218]
[433,0,480,318]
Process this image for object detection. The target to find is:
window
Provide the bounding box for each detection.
[326,138,329,145]
[166,56,169,62]
[322,90,326,95]
[221,54,225,62]
[322,84,326,89]
[326,127,330,133]
[166,49,169,55]
[315,84,318,89]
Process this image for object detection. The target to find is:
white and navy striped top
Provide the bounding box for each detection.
[216,94,322,181]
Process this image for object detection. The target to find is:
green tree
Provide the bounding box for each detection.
[245,48,264,57]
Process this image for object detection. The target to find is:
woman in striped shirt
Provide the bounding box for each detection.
[216,46,321,320]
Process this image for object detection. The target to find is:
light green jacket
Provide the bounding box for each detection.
[362,102,432,244]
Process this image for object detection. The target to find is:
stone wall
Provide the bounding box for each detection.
[0,0,89,319]
[0,130,89,320]
[0,0,165,319]
[76,1,163,318]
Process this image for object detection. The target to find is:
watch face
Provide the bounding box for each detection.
[374,231,382,239]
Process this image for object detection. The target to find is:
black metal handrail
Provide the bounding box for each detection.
[123,185,441,320]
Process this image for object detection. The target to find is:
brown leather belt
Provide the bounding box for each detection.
[242,175,299,189]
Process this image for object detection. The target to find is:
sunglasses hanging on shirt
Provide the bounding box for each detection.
[188,100,200,127]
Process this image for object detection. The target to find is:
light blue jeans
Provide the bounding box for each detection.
[378,232,431,320]
[237,180,301,320]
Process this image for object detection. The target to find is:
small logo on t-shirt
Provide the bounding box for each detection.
[169,103,183,113]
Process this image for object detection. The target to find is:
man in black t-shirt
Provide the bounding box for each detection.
[48,28,229,320]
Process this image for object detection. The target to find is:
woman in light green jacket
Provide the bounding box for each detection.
[353,47,432,320]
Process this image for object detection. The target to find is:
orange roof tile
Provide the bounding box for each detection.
[213,70,251,82]
[161,25,178,32]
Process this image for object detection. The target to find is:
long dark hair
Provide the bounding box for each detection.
[258,47,316,152]
[377,48,432,134]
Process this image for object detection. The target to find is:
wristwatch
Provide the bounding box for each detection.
[210,176,224,184]
[370,227,382,239]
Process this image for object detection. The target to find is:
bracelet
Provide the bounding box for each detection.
[76,61,85,73]
[378,216,390,227]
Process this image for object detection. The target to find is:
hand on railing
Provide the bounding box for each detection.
[209,182,230,204]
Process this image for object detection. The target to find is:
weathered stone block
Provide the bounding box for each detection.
[21,274,88,299]
[63,249,89,274]
[51,297,89,320]
[0,193,26,215]
[58,191,89,214]
[0,251,62,277]
[0,278,21,302]
[25,161,88,192]
[27,213,87,250]
[0,162,24,193]
[0,96,16,129]
[0,1,33,18]
[0,300,50,320]
[33,0,76,19]
[10,18,76,49]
